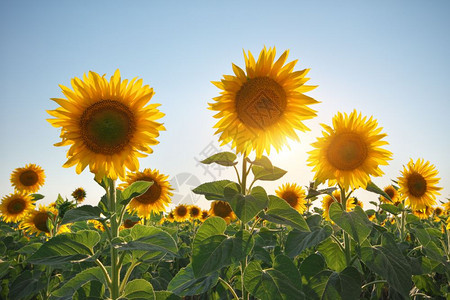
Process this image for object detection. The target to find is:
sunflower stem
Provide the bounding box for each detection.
[219,277,239,300]
[107,179,121,300]
[340,186,352,266]
[240,155,249,300]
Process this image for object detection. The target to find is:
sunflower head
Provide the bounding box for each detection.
[173,204,189,222]
[199,210,209,222]
[189,205,202,220]
[434,207,443,217]
[209,201,236,224]
[413,206,433,220]
[308,111,392,190]
[89,219,107,231]
[20,204,64,237]
[123,169,173,218]
[120,218,140,230]
[47,70,165,180]
[380,185,401,204]
[443,201,450,215]
[166,211,175,223]
[322,190,341,221]
[275,183,306,213]
[0,192,35,223]
[209,47,319,157]
[398,158,442,210]
[10,164,45,193]
[72,187,87,203]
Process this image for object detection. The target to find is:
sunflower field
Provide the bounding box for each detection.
[1,47,449,300]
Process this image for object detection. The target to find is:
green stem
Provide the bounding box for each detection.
[400,204,406,241]
[219,277,239,300]
[108,180,121,300]
[119,260,140,294]
[340,186,352,266]
[361,280,387,289]
[96,259,112,287]
[240,155,249,300]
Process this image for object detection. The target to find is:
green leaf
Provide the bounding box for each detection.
[167,264,219,297]
[380,204,401,215]
[250,155,273,170]
[285,225,333,258]
[412,275,442,297]
[61,205,102,224]
[231,230,254,263]
[251,165,287,181]
[229,186,268,223]
[121,279,155,300]
[121,180,153,205]
[200,151,237,166]
[329,203,372,244]
[317,238,347,272]
[306,267,361,300]
[360,232,412,298]
[53,266,108,297]
[31,193,44,201]
[9,270,46,300]
[192,180,236,200]
[244,259,304,300]
[306,187,337,199]
[262,195,310,231]
[365,181,391,201]
[28,230,100,265]
[300,254,325,281]
[75,280,105,299]
[154,291,181,300]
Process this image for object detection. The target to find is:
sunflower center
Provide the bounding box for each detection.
[190,207,200,217]
[327,133,368,171]
[407,172,427,197]
[214,201,232,218]
[33,212,50,233]
[80,100,135,155]
[134,178,161,204]
[123,219,138,228]
[176,206,188,217]
[19,170,39,186]
[281,191,299,208]
[235,77,287,129]
[7,198,25,214]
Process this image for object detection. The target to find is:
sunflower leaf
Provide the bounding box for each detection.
[168,264,219,297]
[192,180,236,200]
[120,180,153,205]
[365,181,391,202]
[52,266,109,298]
[329,203,372,245]
[200,151,237,166]
[61,205,102,224]
[250,155,273,170]
[285,225,333,258]
[229,186,268,223]
[262,195,310,231]
[252,165,287,181]
[122,279,155,300]
[380,204,401,215]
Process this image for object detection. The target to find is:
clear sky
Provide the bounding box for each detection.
[1,0,449,211]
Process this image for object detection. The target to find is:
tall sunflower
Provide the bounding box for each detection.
[380,185,401,204]
[173,204,189,222]
[209,47,319,157]
[0,192,35,223]
[308,110,392,190]
[398,158,442,211]
[209,201,236,224]
[47,70,165,180]
[10,164,45,193]
[123,169,173,218]
[275,183,306,213]
[20,205,69,237]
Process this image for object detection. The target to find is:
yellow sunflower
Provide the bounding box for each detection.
[0,192,35,223]
[173,204,189,222]
[123,169,173,218]
[199,210,209,222]
[89,219,107,231]
[209,201,236,224]
[209,47,319,157]
[308,110,392,190]
[120,218,140,230]
[72,187,87,203]
[380,185,401,204]
[47,70,165,180]
[434,207,443,217]
[275,183,307,213]
[189,205,202,220]
[321,190,356,221]
[10,164,45,193]
[166,211,175,223]
[413,206,433,220]
[443,201,450,215]
[20,205,69,236]
[398,158,442,210]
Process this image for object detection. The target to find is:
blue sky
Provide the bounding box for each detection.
[1,0,449,210]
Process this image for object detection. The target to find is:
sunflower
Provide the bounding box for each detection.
[209,47,319,157]
[10,164,45,193]
[72,187,87,203]
[189,205,202,220]
[120,218,140,230]
[321,190,356,221]
[123,169,173,218]
[308,110,392,190]
[413,206,433,220]
[166,211,175,223]
[20,205,69,236]
[275,183,306,213]
[173,204,189,222]
[47,70,165,180]
[398,158,442,210]
[89,219,107,231]
[380,185,401,204]
[199,210,209,222]
[444,201,450,215]
[434,207,443,217]
[209,201,236,224]
[0,192,35,223]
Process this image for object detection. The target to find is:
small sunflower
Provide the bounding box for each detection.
[209,47,319,157]
[398,158,442,210]
[123,169,173,218]
[120,218,140,230]
[380,185,401,204]
[0,192,35,223]
[166,211,175,223]
[275,183,306,213]
[209,201,236,224]
[199,210,209,222]
[72,187,87,203]
[10,164,45,193]
[47,70,165,180]
[20,205,69,236]
[173,204,189,222]
[413,206,433,220]
[308,110,392,190]
[443,201,450,215]
[321,190,356,221]
[189,205,202,220]
[434,207,443,217]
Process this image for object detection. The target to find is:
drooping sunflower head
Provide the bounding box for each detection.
[10,164,45,193]
[380,185,401,204]
[72,187,87,203]
[209,47,319,157]
[0,192,35,223]
[123,169,173,218]
[413,206,433,220]
[173,204,189,222]
[47,70,165,180]
[20,204,66,237]
[209,201,236,224]
[189,205,202,220]
[275,183,306,213]
[398,158,442,211]
[308,110,392,190]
